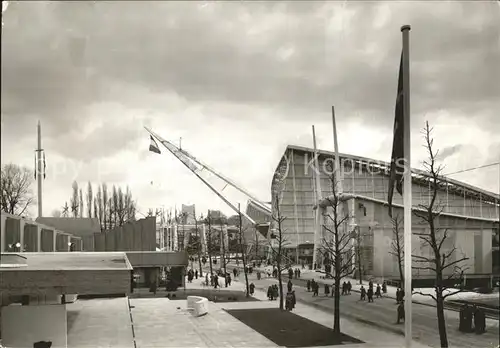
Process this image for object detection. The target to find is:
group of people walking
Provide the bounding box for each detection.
[359,281,383,302]
[459,304,487,334]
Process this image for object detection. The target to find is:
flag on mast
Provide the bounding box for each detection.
[388,53,405,217]
[43,152,46,179]
[149,135,161,154]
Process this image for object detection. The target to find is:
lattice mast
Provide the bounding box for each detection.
[144,127,261,224]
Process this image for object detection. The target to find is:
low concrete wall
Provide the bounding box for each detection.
[1,304,68,348]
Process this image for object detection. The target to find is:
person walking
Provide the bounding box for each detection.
[382,281,387,294]
[313,281,319,297]
[347,281,352,294]
[324,283,330,297]
[367,286,374,303]
[396,301,405,324]
[249,282,255,296]
[287,279,293,292]
[375,284,382,298]
[360,286,366,301]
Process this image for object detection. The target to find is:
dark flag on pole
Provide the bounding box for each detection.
[149,135,161,154]
[388,53,405,217]
[43,152,46,179]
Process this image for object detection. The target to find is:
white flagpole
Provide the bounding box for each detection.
[312,125,322,269]
[332,106,343,193]
[401,24,412,348]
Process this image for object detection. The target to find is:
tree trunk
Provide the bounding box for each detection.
[195,222,203,277]
[208,252,213,275]
[333,276,341,333]
[436,276,449,348]
[333,252,341,334]
[397,253,404,288]
[436,294,448,348]
[277,263,284,310]
[241,241,250,297]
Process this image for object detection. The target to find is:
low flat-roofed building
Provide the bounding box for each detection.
[0,252,133,348]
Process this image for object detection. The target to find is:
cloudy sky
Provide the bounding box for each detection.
[1,1,499,219]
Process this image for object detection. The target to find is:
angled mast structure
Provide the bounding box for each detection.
[145,127,268,225]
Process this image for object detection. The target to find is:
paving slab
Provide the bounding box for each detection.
[67,297,134,348]
[130,297,278,347]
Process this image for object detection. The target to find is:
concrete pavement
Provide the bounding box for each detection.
[185,273,431,348]
[229,270,499,348]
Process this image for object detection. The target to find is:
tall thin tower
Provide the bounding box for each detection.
[36,120,44,217]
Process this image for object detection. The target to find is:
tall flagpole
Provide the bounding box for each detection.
[312,125,322,269]
[37,120,43,218]
[401,24,412,348]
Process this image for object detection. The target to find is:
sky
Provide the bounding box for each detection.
[1,1,499,219]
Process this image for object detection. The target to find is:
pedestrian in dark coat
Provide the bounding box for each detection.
[459,304,465,332]
[360,286,366,301]
[195,270,198,279]
[313,281,319,297]
[474,306,486,334]
[288,268,294,279]
[382,281,387,294]
[396,288,401,303]
[397,302,405,324]
[324,284,330,296]
[249,283,255,295]
[375,284,382,298]
[307,280,311,292]
[367,287,374,302]
[464,304,474,332]
[267,286,273,300]
[233,268,237,278]
[347,281,352,294]
[287,279,293,292]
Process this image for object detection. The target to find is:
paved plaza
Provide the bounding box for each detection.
[64,274,436,348]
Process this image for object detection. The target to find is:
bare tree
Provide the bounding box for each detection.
[390,214,405,287]
[102,183,108,230]
[205,210,215,276]
[70,181,79,217]
[0,164,35,215]
[62,202,70,217]
[412,122,469,348]
[218,216,231,280]
[86,181,93,218]
[112,185,118,226]
[107,197,113,230]
[237,205,251,297]
[270,193,290,310]
[79,188,84,218]
[354,229,364,285]
[93,197,98,219]
[97,186,104,231]
[193,211,204,277]
[320,171,354,334]
[117,187,125,225]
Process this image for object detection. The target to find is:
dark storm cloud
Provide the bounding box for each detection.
[1,1,499,143]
